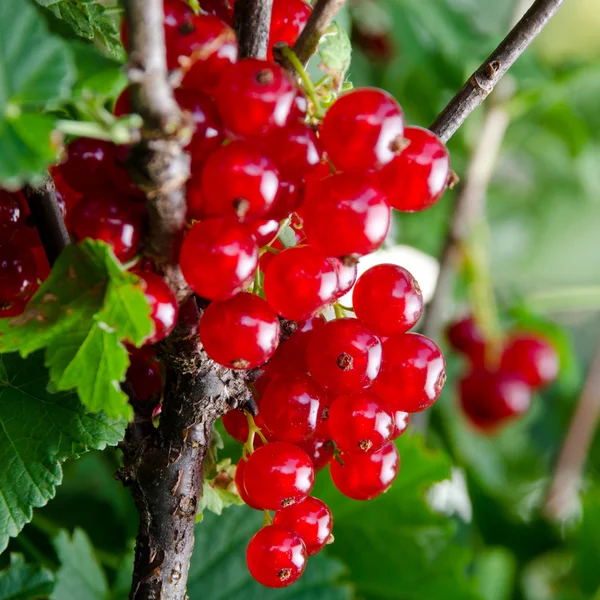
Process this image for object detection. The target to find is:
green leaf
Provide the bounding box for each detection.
[188,506,352,600]
[0,240,153,420]
[473,547,516,600]
[317,21,352,86]
[0,553,54,599]
[0,0,74,187]
[312,434,482,600]
[36,0,124,60]
[0,352,125,554]
[51,528,108,600]
[197,459,243,522]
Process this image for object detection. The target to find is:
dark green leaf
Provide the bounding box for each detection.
[0,553,54,599]
[0,240,153,420]
[0,353,125,553]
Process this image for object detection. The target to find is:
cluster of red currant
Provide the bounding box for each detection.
[448,316,559,432]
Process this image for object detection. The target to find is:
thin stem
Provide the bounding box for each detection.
[56,120,114,141]
[333,303,345,320]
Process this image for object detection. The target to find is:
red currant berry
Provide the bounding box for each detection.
[268,0,312,59]
[266,180,302,221]
[320,88,404,173]
[298,436,333,472]
[446,315,486,366]
[390,410,410,440]
[0,190,23,241]
[243,442,315,510]
[260,374,325,443]
[59,138,113,193]
[180,219,258,301]
[247,218,279,247]
[175,89,224,164]
[215,59,302,138]
[329,392,393,454]
[352,264,423,336]
[302,173,391,258]
[377,126,450,212]
[171,14,238,92]
[137,272,179,344]
[201,0,234,25]
[263,246,338,320]
[201,141,280,219]
[105,145,145,200]
[373,333,446,413]
[51,168,82,214]
[0,246,38,304]
[113,87,130,116]
[273,496,332,556]
[459,369,531,432]
[330,440,400,500]
[330,258,358,300]
[235,456,262,509]
[200,292,280,369]
[69,192,143,262]
[127,359,162,401]
[246,525,307,588]
[500,332,559,390]
[306,318,382,393]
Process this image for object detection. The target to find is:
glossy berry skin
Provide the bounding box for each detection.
[137,272,179,344]
[390,410,410,440]
[330,441,400,501]
[246,525,307,588]
[260,374,325,443]
[264,246,338,320]
[171,14,238,92]
[215,59,302,138]
[0,246,38,304]
[273,496,332,556]
[247,219,279,247]
[266,180,302,221]
[200,292,280,369]
[243,442,315,510]
[298,436,333,472]
[446,315,486,365]
[180,219,258,301]
[459,369,532,432]
[201,141,280,219]
[0,191,22,240]
[201,0,234,25]
[69,193,143,262]
[176,89,224,164]
[331,258,358,299]
[329,392,393,454]
[352,264,423,336]
[105,144,145,200]
[320,88,405,173]
[59,138,113,193]
[302,173,391,258]
[373,333,446,413]
[377,126,450,212]
[268,0,312,59]
[500,333,559,390]
[306,318,383,394]
[235,457,262,510]
[127,359,162,401]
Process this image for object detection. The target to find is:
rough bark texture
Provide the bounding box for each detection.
[234,0,273,59]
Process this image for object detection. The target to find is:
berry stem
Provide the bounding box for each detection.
[56,120,116,142]
[333,303,346,320]
[243,410,268,456]
[263,510,273,526]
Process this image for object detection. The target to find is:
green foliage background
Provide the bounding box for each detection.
[1,0,600,598]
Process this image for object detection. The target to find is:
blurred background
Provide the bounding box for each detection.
[9,0,600,598]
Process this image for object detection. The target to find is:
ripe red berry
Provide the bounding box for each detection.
[320,88,405,173]
[201,0,234,25]
[201,141,280,219]
[137,272,179,344]
[170,14,238,92]
[235,456,262,510]
[390,410,410,439]
[243,442,315,510]
[329,392,393,454]
[176,89,224,165]
[59,138,113,193]
[330,440,400,500]
[180,219,258,301]
[0,190,23,241]
[500,332,559,390]
[200,292,280,369]
[377,126,450,212]
[260,374,325,443]
[215,59,302,138]
[306,318,382,394]
[352,264,423,336]
[113,87,130,117]
[247,218,279,247]
[373,333,446,413]
[330,258,358,299]
[446,315,486,365]
[266,180,302,221]
[105,144,145,200]
[298,436,333,472]
[273,496,332,556]
[69,192,143,262]
[268,0,312,60]
[459,369,532,432]
[263,246,338,320]
[127,359,162,401]
[246,525,307,588]
[302,173,391,258]
[0,246,38,304]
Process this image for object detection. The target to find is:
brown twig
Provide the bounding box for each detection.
[429,0,564,143]
[234,0,274,59]
[544,344,600,520]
